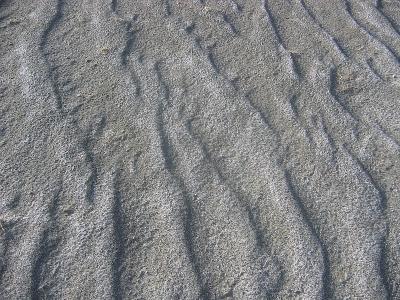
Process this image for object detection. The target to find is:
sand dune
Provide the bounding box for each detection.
[1,0,400,299]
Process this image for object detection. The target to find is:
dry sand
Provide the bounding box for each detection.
[1,0,400,299]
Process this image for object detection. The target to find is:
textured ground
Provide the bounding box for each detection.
[0,0,400,299]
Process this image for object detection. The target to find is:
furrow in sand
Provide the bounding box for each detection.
[289,94,300,119]
[297,0,349,60]
[206,51,220,74]
[185,119,283,297]
[172,15,282,142]
[0,194,51,299]
[343,146,391,295]
[23,223,47,300]
[301,0,357,61]
[283,170,332,299]
[305,0,399,79]
[190,121,324,298]
[30,186,62,300]
[379,238,392,298]
[111,0,117,13]
[350,0,400,53]
[375,123,400,150]
[342,0,399,62]
[366,57,385,80]
[260,0,285,48]
[111,168,124,300]
[88,170,125,299]
[344,146,387,211]
[375,0,400,36]
[39,0,65,112]
[39,0,63,50]
[68,127,99,209]
[242,92,279,147]
[366,130,400,298]
[185,119,268,251]
[120,18,138,67]
[81,134,99,204]
[260,0,299,79]
[162,87,280,297]
[197,149,281,296]
[338,147,387,298]
[219,12,239,35]
[164,0,172,17]
[343,146,389,295]
[154,63,209,299]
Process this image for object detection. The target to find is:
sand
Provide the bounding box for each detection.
[0,0,400,299]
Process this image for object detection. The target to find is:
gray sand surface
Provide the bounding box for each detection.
[1,0,400,299]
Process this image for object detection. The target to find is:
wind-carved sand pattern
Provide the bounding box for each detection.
[0,0,399,299]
